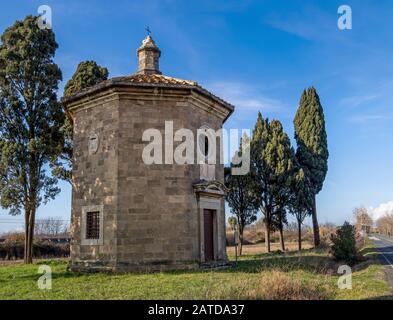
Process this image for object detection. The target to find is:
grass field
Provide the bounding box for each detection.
[0,242,390,300]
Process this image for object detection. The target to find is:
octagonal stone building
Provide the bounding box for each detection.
[63,35,234,272]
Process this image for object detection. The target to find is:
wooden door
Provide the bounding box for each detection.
[203,209,214,261]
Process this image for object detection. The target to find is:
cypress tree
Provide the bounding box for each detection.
[251,113,295,252]
[63,60,108,97]
[294,87,329,247]
[0,16,63,263]
[268,120,296,252]
[225,133,258,255]
[251,113,272,252]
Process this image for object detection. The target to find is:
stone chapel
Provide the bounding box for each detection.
[62,35,234,272]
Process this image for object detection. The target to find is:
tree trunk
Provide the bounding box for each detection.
[298,221,302,251]
[265,222,271,253]
[312,195,320,247]
[279,224,285,251]
[239,224,244,256]
[239,234,243,256]
[24,211,30,264]
[25,208,36,264]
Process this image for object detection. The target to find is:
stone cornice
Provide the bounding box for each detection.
[64,85,233,123]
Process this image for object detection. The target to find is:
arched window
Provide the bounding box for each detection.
[198,125,215,181]
[204,135,209,157]
[198,125,211,161]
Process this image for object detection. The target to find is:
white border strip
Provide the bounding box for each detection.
[373,236,393,268]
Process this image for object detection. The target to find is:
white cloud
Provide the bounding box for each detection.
[340,94,380,109]
[264,5,337,42]
[340,80,393,108]
[349,114,393,124]
[368,201,393,221]
[206,81,286,113]
[341,80,393,124]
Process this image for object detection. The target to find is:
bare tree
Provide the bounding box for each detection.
[35,218,68,237]
[376,213,393,236]
[353,207,373,234]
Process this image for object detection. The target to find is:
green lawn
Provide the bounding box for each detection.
[0,243,390,300]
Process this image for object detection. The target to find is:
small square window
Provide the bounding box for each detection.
[81,205,103,245]
[86,211,100,240]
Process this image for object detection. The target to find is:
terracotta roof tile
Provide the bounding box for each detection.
[112,74,198,86]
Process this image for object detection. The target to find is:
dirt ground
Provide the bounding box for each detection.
[226,241,313,255]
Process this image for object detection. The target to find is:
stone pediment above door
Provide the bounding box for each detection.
[193,180,227,198]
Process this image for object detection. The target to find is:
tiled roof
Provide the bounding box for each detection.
[114,73,198,86]
[62,73,234,115]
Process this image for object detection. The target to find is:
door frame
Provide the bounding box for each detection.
[198,196,222,263]
[193,180,227,263]
[203,209,216,262]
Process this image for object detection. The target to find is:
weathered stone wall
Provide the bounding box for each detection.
[116,88,225,268]
[70,97,119,269]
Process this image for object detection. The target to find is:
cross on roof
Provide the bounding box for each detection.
[145,26,151,36]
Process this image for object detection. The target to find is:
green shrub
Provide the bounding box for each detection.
[330,221,358,265]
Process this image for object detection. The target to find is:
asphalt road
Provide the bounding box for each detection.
[369,234,393,291]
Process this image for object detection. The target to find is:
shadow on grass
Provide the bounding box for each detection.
[0,260,87,282]
[6,270,85,283]
[227,244,389,275]
[227,254,339,274]
[2,245,386,282]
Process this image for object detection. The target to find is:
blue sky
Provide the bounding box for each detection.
[1,0,393,232]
